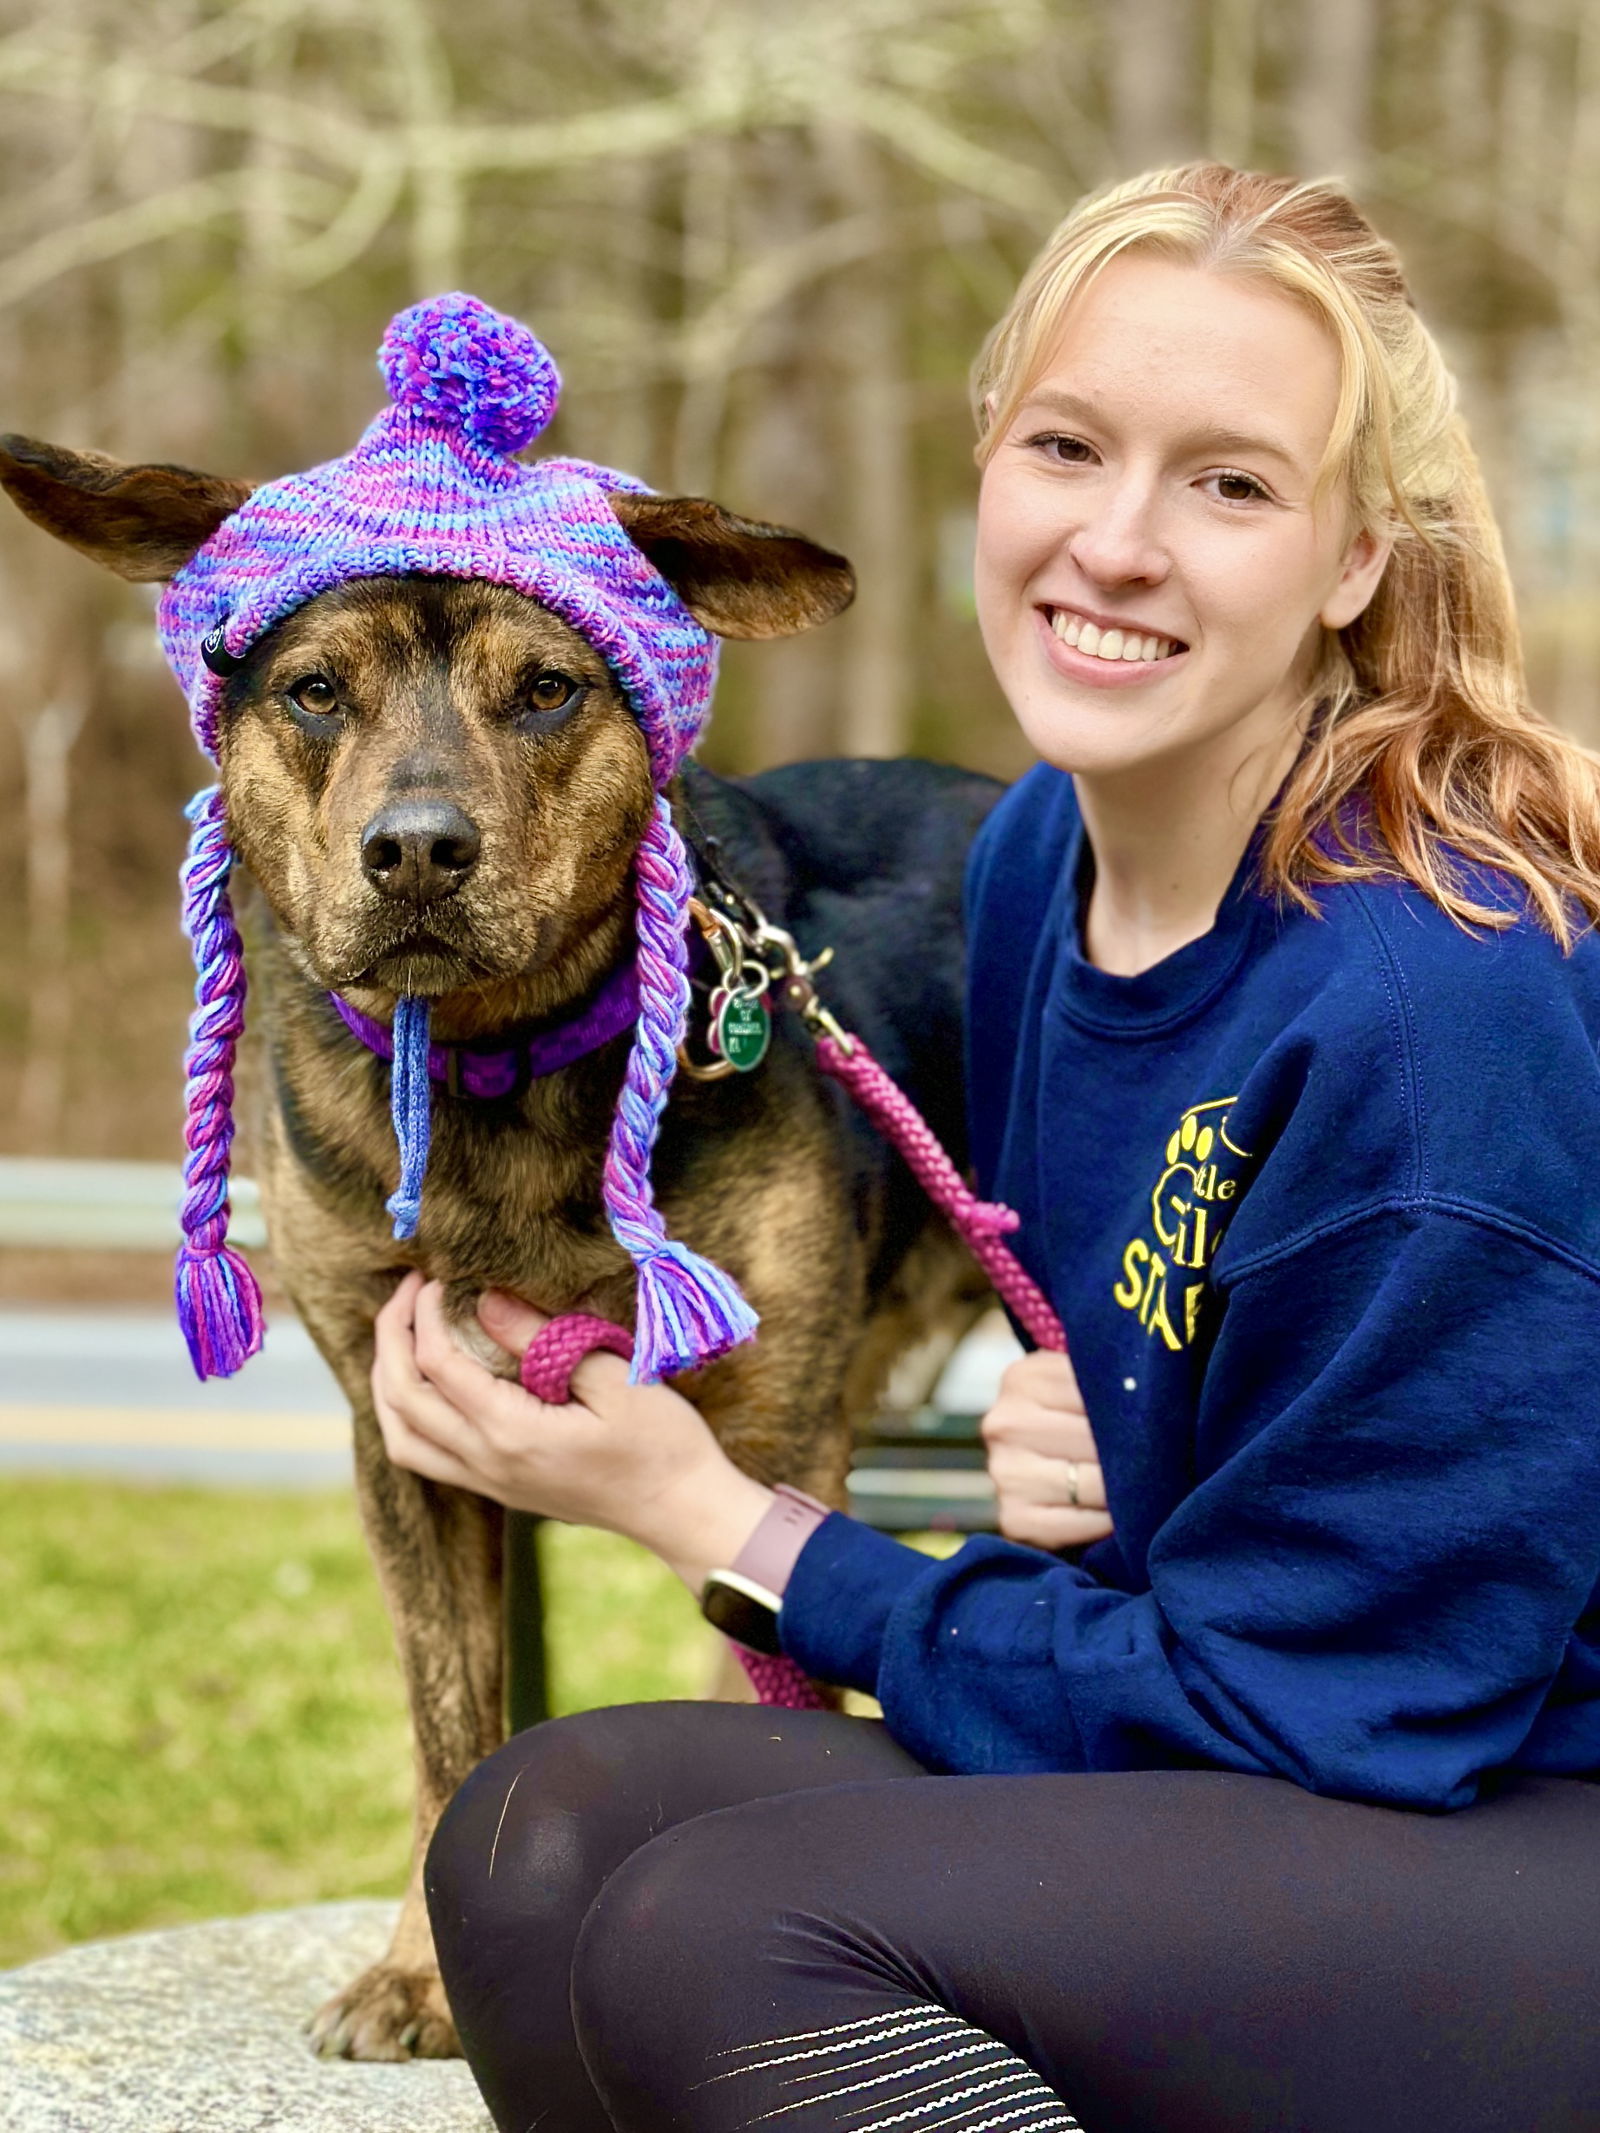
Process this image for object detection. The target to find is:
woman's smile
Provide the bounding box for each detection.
[1033,602,1188,688]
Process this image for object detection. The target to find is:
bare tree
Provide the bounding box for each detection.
[1207,0,1260,168]
[1552,0,1600,740]
[11,658,91,1148]
[1288,0,1377,183]
[1107,0,1196,174]
[828,126,916,758]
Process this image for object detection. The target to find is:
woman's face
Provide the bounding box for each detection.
[974,256,1389,785]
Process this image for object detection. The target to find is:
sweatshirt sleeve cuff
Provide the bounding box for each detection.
[778,1512,939,1694]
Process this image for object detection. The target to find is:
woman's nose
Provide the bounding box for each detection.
[1066,479,1170,588]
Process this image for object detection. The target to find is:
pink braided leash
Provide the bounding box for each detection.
[814,1033,1067,1354]
[519,1313,635,1401]
[519,1312,824,1710]
[732,1649,832,1709]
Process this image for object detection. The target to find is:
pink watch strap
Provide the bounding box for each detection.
[729,1484,831,1600]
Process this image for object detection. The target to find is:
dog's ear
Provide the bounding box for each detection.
[610,493,855,640]
[0,434,251,582]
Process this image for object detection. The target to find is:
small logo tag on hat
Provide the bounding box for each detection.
[200,623,245,677]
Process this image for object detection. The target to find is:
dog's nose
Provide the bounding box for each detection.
[361,800,482,904]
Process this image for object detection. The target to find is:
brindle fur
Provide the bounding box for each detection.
[0,437,1000,2063]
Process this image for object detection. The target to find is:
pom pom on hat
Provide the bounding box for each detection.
[379,292,560,455]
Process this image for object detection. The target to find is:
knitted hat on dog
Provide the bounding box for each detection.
[159,292,757,1385]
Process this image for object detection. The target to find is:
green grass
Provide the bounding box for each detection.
[0,1479,717,1968]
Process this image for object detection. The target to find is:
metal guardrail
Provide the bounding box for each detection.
[3,1151,1002,1535]
[0,1158,268,1250]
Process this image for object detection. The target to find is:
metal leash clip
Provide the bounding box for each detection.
[721,897,850,1051]
[676,895,848,1080]
[754,923,853,1054]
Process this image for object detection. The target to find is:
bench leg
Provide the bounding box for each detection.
[504,1511,550,1734]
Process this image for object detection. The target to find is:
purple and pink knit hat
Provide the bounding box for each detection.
[161,291,757,1386]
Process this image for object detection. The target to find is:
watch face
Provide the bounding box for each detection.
[701,1571,783,1656]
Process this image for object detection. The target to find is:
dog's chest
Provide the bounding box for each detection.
[415,1106,627,1301]
[261,1036,635,1316]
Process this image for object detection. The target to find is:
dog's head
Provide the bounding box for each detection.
[0,436,852,1016]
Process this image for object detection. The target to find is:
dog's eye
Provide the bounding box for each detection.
[523,670,583,718]
[286,674,340,722]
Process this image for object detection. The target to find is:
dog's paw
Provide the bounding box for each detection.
[308,1961,460,2061]
[444,1284,522,1379]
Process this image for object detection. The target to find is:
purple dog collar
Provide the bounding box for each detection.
[328,959,640,1099]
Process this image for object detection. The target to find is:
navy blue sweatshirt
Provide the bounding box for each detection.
[780,764,1600,1808]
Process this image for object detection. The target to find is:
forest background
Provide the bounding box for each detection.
[2,0,1599,1195]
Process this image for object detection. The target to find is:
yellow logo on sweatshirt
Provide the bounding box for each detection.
[1113,1099,1253,1350]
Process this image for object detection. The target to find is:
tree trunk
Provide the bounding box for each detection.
[731,130,837,768]
[672,131,739,497]
[1288,0,1377,183]
[14,682,89,1148]
[1207,0,1260,168]
[829,129,914,760]
[1107,0,1196,173]
[1553,0,1600,743]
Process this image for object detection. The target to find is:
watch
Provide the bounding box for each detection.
[699,1484,831,1655]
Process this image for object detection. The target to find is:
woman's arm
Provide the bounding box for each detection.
[778,1205,1600,1806]
[373,1212,1600,1809]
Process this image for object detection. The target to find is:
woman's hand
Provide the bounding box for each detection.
[981,1348,1113,1551]
[370,1273,773,1591]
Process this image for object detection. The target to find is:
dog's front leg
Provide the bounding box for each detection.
[309,1400,504,2061]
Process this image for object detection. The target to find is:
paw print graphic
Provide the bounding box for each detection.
[1166,1112,1215,1167]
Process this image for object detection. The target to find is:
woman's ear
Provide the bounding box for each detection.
[1320,525,1393,632]
[0,434,251,582]
[609,493,855,640]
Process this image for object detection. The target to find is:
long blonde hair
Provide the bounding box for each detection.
[973,162,1600,946]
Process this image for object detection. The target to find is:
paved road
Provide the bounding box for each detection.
[0,1306,1019,1492]
[0,1307,350,1487]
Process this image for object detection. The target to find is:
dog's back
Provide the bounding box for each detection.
[680,757,1002,1292]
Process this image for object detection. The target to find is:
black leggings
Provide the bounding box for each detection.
[425,1702,1600,2133]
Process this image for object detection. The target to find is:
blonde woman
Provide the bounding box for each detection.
[373,166,1600,2131]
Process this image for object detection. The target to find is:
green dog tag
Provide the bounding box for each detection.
[715,989,772,1072]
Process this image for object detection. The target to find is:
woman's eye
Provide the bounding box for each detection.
[287,674,339,718]
[1031,432,1095,465]
[1209,470,1269,503]
[524,671,583,716]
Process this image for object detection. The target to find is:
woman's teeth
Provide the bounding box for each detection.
[1050,610,1175,663]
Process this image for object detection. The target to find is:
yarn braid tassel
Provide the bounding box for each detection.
[603,797,759,1381]
[174,787,265,1380]
[385,994,433,1241]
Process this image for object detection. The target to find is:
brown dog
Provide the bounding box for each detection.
[0,433,999,2059]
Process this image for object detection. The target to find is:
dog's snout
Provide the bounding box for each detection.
[361,799,482,904]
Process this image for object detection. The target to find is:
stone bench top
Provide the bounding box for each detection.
[0,1902,493,2132]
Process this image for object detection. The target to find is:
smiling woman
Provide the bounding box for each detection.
[390,165,1600,2133]
[971,165,1600,968]
[974,254,1391,976]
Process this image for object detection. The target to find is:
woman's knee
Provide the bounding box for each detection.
[425,1706,660,1947]
[570,1791,887,2105]
[569,1812,750,2109]
[428,1699,920,1943]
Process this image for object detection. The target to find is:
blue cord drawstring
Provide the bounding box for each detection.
[386,994,433,1241]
